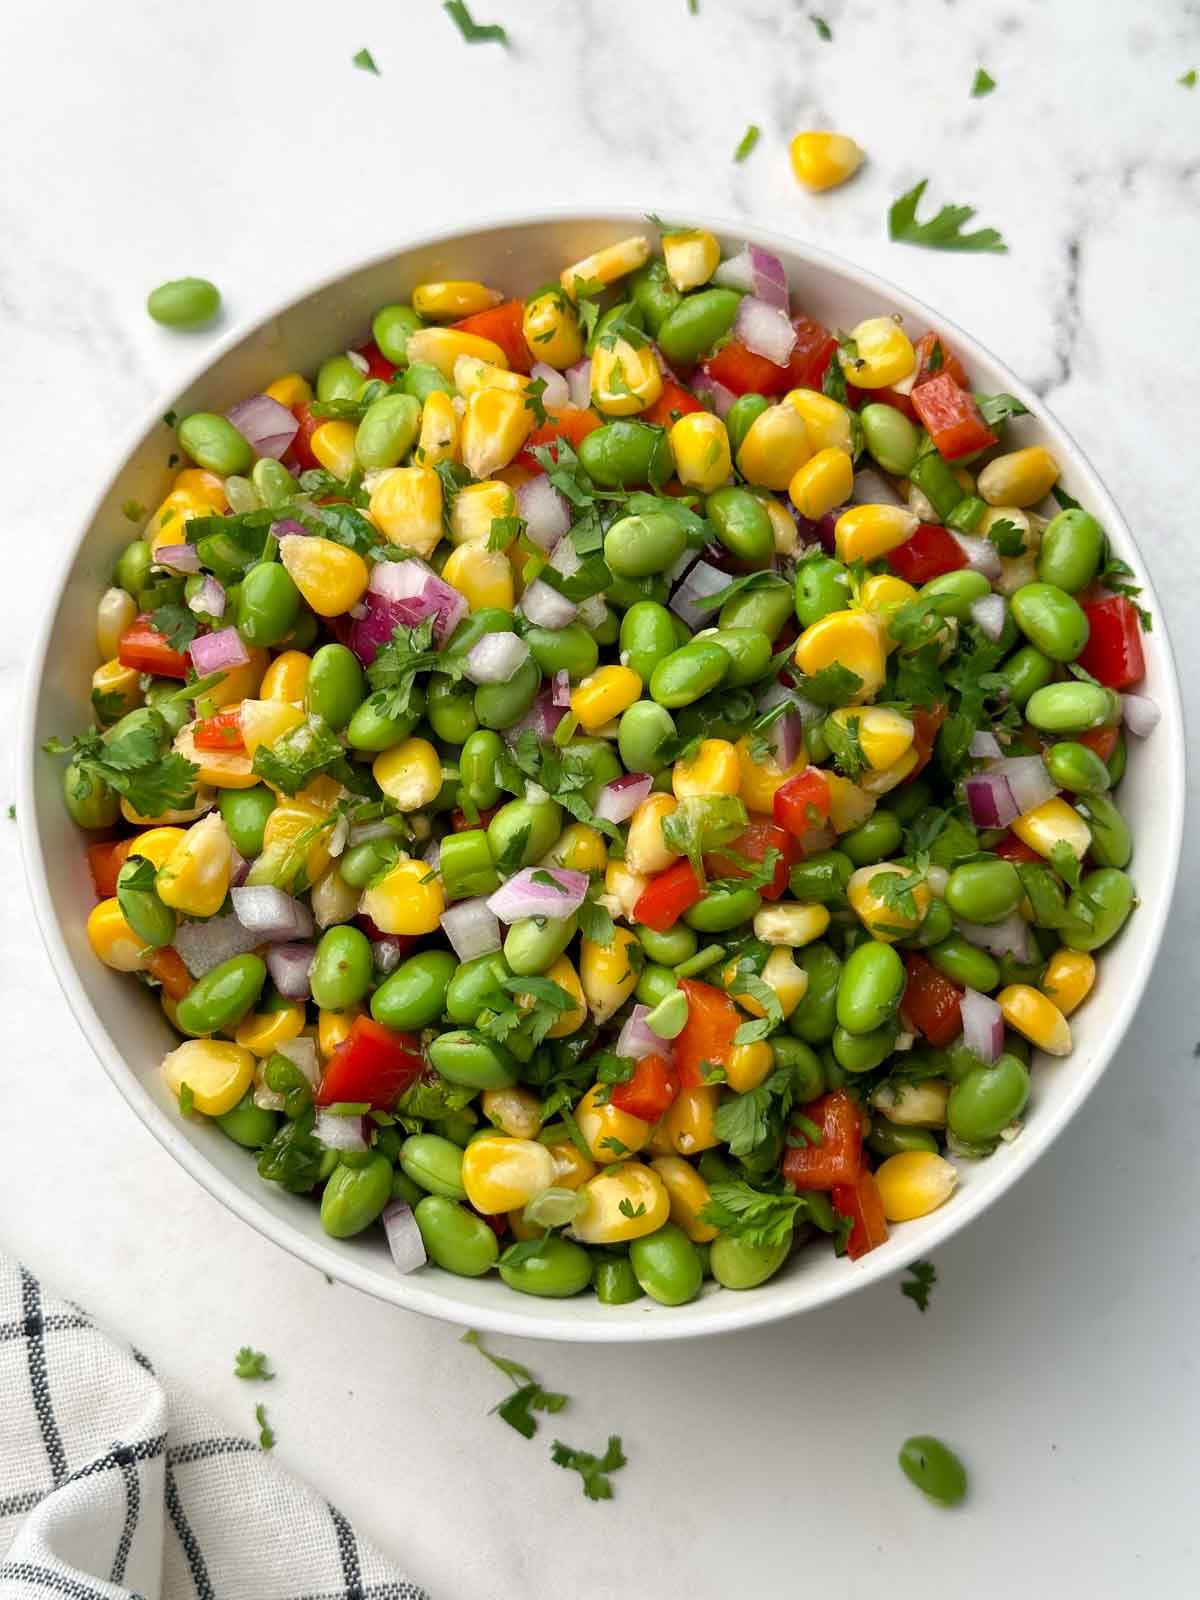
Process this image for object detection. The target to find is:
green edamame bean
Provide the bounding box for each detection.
[1037,509,1104,593]
[710,1231,790,1290]
[355,393,421,470]
[223,475,260,515]
[457,729,505,811]
[788,850,853,905]
[146,276,221,328]
[772,1036,825,1102]
[836,940,905,1034]
[391,1168,424,1207]
[833,1021,899,1073]
[840,810,903,867]
[628,259,682,336]
[1010,582,1090,662]
[620,602,678,683]
[605,574,669,611]
[114,539,153,597]
[432,1109,478,1148]
[176,954,267,1036]
[706,486,774,564]
[310,926,373,1011]
[178,412,254,477]
[866,1121,938,1159]
[639,923,697,965]
[605,511,686,579]
[944,859,1022,925]
[1046,740,1111,794]
[636,964,677,1008]
[315,354,363,403]
[372,950,458,1030]
[523,623,598,681]
[320,1153,394,1239]
[719,575,794,640]
[905,896,953,949]
[725,393,770,458]
[415,1195,500,1276]
[237,561,300,648]
[657,287,743,367]
[920,569,992,621]
[860,403,920,476]
[578,421,671,488]
[499,1236,594,1298]
[795,555,851,628]
[280,608,319,652]
[399,1133,466,1200]
[946,495,987,533]
[252,456,295,509]
[1107,731,1127,786]
[427,1030,519,1090]
[487,799,563,870]
[372,304,424,365]
[474,656,541,730]
[788,943,843,1043]
[899,1436,968,1507]
[996,645,1054,709]
[947,1053,1030,1143]
[337,835,400,889]
[1025,681,1121,735]
[628,1223,703,1306]
[995,950,1046,989]
[1062,867,1135,951]
[504,913,578,976]
[684,886,762,933]
[704,628,771,687]
[215,1089,278,1149]
[428,676,479,743]
[445,952,511,1025]
[116,859,176,948]
[439,830,500,901]
[615,702,677,779]
[929,935,1000,993]
[594,1257,644,1304]
[63,762,121,829]
[1076,794,1131,869]
[402,361,454,402]
[305,643,365,730]
[650,640,731,708]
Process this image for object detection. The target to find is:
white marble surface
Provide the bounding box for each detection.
[3,1,1199,1594]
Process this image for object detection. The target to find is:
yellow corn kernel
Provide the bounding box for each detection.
[765,497,800,556]
[998,984,1072,1056]
[538,954,587,1039]
[297,774,343,813]
[412,280,502,321]
[794,610,886,701]
[259,650,311,703]
[734,738,808,815]
[414,389,460,467]
[860,573,919,648]
[87,898,146,972]
[670,412,732,493]
[643,1122,676,1159]
[758,946,808,1017]
[264,373,312,409]
[874,1151,959,1222]
[404,326,507,379]
[580,927,642,1024]
[128,826,187,868]
[91,658,140,719]
[147,500,203,554]
[724,1040,775,1094]
[522,287,584,370]
[572,1160,669,1244]
[239,699,306,758]
[574,1082,651,1165]
[544,1129,597,1190]
[461,1135,558,1214]
[260,799,332,885]
[664,1084,722,1156]
[571,664,642,732]
[603,861,649,922]
[672,738,740,799]
[234,1003,306,1059]
[440,542,514,612]
[310,420,359,480]
[460,386,534,479]
[278,535,369,617]
[826,771,877,832]
[737,404,811,491]
[172,725,257,791]
[311,865,360,928]
[828,705,914,771]
[839,317,916,390]
[173,467,228,507]
[360,856,445,936]
[544,822,608,874]
[368,466,444,557]
[847,862,930,940]
[788,446,854,519]
[373,737,443,810]
[318,1007,361,1058]
[1011,797,1091,861]
[650,1155,718,1242]
[202,647,268,710]
[789,129,865,191]
[561,236,651,296]
[835,503,920,564]
[1041,948,1095,1017]
[623,794,679,876]
[753,902,831,948]
[859,747,920,796]
[121,788,215,828]
[453,354,528,399]
[480,1086,542,1141]
[506,1207,541,1242]
[871,1077,950,1128]
[448,480,515,545]
[978,446,1060,509]
[163,1038,255,1117]
[662,228,721,291]
[591,337,662,417]
[155,812,232,918]
[96,587,138,660]
[784,389,856,454]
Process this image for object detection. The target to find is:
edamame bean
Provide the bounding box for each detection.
[628,259,682,335]
[440,830,500,901]
[706,486,775,564]
[114,539,154,598]
[704,628,771,687]
[146,277,221,328]
[684,886,762,932]
[337,836,400,889]
[215,1089,278,1149]
[606,575,669,611]
[772,1036,825,1102]
[252,457,295,509]
[373,304,424,364]
[833,1021,899,1073]
[605,511,686,579]
[795,555,851,628]
[636,964,677,1008]
[474,656,541,730]
[116,858,176,948]
[1045,740,1111,795]
[224,475,259,515]
[429,676,480,743]
[920,569,992,621]
[594,1257,644,1304]
[391,1169,424,1207]
[866,1121,938,1159]
[1025,681,1121,735]
[615,700,678,777]
[840,810,903,867]
[415,1195,500,1276]
[373,950,458,1030]
[310,926,373,1011]
[399,1133,466,1200]
[628,1223,703,1306]
[906,896,953,949]
[650,640,730,708]
[499,1236,594,1297]
[944,859,1022,925]
[347,688,420,754]
[588,299,646,354]
[488,799,563,870]
[1037,508,1104,593]
[1107,732,1127,786]
[787,851,853,905]
[947,1053,1030,1143]
[178,412,254,477]
[1010,582,1090,662]
[709,1231,790,1290]
[356,393,421,470]
[320,1153,394,1239]
[836,940,905,1034]
[316,354,363,403]
[504,914,578,976]
[523,623,598,680]
[176,954,267,1036]
[898,1436,968,1507]
[445,952,511,1025]
[579,421,671,488]
[788,943,843,1043]
[402,361,455,402]
[928,935,1000,993]
[620,601,678,684]
[997,645,1055,709]
[656,287,743,368]
[639,923,697,965]
[237,561,300,648]
[305,643,365,730]
[860,403,920,476]
[456,729,504,811]
[428,1030,520,1090]
[63,762,121,829]
[1062,867,1135,951]
[1076,794,1131,869]
[719,575,794,639]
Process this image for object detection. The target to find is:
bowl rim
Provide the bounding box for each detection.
[18,206,1187,1343]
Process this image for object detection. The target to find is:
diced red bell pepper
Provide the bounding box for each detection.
[773,768,831,839]
[832,1169,889,1260]
[632,859,703,933]
[315,1016,424,1109]
[781,1089,863,1190]
[474,1207,508,1238]
[452,300,531,373]
[450,805,497,832]
[785,315,839,392]
[640,379,704,427]
[1076,595,1145,689]
[875,387,918,422]
[145,945,193,1000]
[907,704,948,781]
[911,373,997,461]
[911,330,969,391]
[87,838,135,898]
[993,832,1042,865]
[1076,724,1120,763]
[610,1053,680,1122]
[702,340,789,397]
[900,952,964,1048]
[289,402,322,472]
[192,709,244,751]
[117,614,191,679]
[674,980,741,1089]
[355,340,397,382]
[516,406,603,472]
[888,524,968,586]
[705,819,794,901]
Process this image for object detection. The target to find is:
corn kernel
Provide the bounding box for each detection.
[874,1151,959,1221]
[155,812,232,918]
[978,446,1060,508]
[259,650,311,704]
[522,287,584,369]
[623,793,679,876]
[544,822,608,874]
[318,1006,361,1057]
[650,1155,718,1242]
[453,355,528,398]
[257,798,332,886]
[541,954,588,1038]
[544,1130,597,1190]
[871,1078,950,1127]
[448,479,516,545]
[663,1084,721,1156]
[789,446,854,519]
[360,856,445,936]
[789,130,865,192]
[672,738,740,799]
[278,534,369,617]
[462,1135,558,1214]
[120,788,216,828]
[264,373,312,409]
[580,927,642,1023]
[238,699,306,758]
[571,664,642,731]
[163,1038,255,1117]
[1041,948,1095,1017]
[482,1085,542,1139]
[561,236,652,295]
[737,403,811,490]
[793,610,886,700]
[91,658,140,719]
[412,280,502,321]
[839,317,916,389]
[201,647,268,710]
[172,725,257,791]
[826,771,877,832]
[834,503,920,563]
[461,386,534,478]
[404,326,508,378]
[734,738,808,815]
[784,389,856,454]
[753,902,831,948]
[96,587,138,661]
[235,1003,306,1059]
[724,1040,775,1093]
[997,983,1072,1056]
[87,898,146,972]
[662,228,721,291]
[574,1083,650,1165]
[414,389,460,467]
[828,705,914,771]
[670,412,732,493]
[440,542,515,612]
[847,862,930,940]
[765,496,800,555]
[1011,797,1091,861]
[603,861,649,922]
[128,826,187,868]
[759,946,808,1017]
[859,747,921,796]
[591,337,662,416]
[373,737,443,810]
[572,1162,670,1245]
[310,420,359,480]
[860,573,919,645]
[369,466,444,557]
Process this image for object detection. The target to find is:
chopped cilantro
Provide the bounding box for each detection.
[178,1082,195,1117]
[617,1198,647,1219]
[699,1179,839,1248]
[251,714,347,796]
[733,123,761,162]
[971,67,996,97]
[902,1259,937,1312]
[1180,68,1197,88]
[822,710,869,781]
[713,1070,793,1159]
[975,392,1029,428]
[551,1436,627,1501]
[443,0,509,46]
[986,517,1025,557]
[366,616,462,725]
[44,715,198,819]
[461,1329,567,1440]
[810,14,832,40]
[790,663,865,707]
[1096,549,1152,630]
[577,888,615,946]
[352,46,380,74]
[234,1346,274,1381]
[661,793,747,888]
[122,498,146,522]
[254,1403,275,1451]
[149,604,200,653]
[888,179,1008,254]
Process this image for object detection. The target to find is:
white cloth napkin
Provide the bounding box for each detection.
[0,1256,428,1600]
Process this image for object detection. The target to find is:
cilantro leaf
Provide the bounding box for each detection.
[45,717,199,819]
[177,1081,194,1117]
[577,889,614,946]
[902,1259,937,1312]
[251,714,347,797]
[254,1403,275,1450]
[1096,549,1152,630]
[1180,68,1197,88]
[888,179,1008,254]
[256,1118,324,1193]
[810,14,832,40]
[975,392,1029,428]
[661,794,747,888]
[352,46,380,73]
[443,0,509,46]
[462,1329,568,1440]
[699,1179,839,1249]
[822,710,869,781]
[733,123,761,163]
[617,1198,647,1219]
[986,517,1025,557]
[790,663,864,708]
[551,1436,627,1501]
[149,604,200,652]
[712,1069,793,1158]
[234,1346,274,1381]
[366,617,461,724]
[971,67,996,97]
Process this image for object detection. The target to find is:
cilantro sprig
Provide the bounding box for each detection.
[234,1347,274,1381]
[443,0,509,46]
[462,1330,567,1440]
[889,179,1008,254]
[902,1259,937,1313]
[551,1436,627,1501]
[45,713,198,819]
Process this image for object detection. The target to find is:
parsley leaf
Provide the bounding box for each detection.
[149,604,199,652]
[733,123,761,162]
[234,1346,274,1381]
[254,1403,275,1451]
[901,1259,937,1312]
[352,46,380,74]
[443,0,509,46]
[971,67,996,97]
[551,1436,627,1501]
[888,179,1008,254]
[810,14,832,40]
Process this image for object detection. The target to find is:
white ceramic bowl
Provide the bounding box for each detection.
[19,211,1185,1343]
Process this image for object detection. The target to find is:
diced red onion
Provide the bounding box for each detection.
[798,824,836,858]
[229,847,250,887]
[520,579,578,630]
[516,474,572,551]
[595,772,652,823]
[231,885,315,942]
[713,244,790,310]
[616,1003,669,1063]
[999,755,1057,815]
[566,359,592,410]
[770,710,804,767]
[188,627,249,676]
[551,669,572,708]
[960,986,1004,1064]
[366,559,468,646]
[970,592,1007,641]
[950,532,1002,579]
[439,897,502,961]
[265,941,314,1000]
[969,730,1003,759]
[187,574,226,619]
[548,536,582,579]
[503,685,567,744]
[173,914,263,978]
[670,560,728,629]
[465,631,530,685]
[530,361,569,411]
[893,1031,916,1053]
[313,1108,368,1152]
[327,815,349,858]
[225,393,299,461]
[964,756,1055,827]
[382,1201,427,1275]
[758,678,823,727]
[692,370,738,418]
[154,542,201,574]
[270,517,310,540]
[650,342,680,382]
[850,469,904,508]
[346,349,370,375]
[487,867,589,924]
[955,912,1033,963]
[1122,693,1160,738]
[373,938,407,976]
[734,296,797,365]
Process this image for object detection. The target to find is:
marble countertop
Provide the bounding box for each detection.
[2,1,1198,1594]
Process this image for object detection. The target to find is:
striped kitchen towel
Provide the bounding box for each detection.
[0,1256,428,1600]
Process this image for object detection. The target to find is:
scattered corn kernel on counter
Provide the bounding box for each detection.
[52,223,1156,1305]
